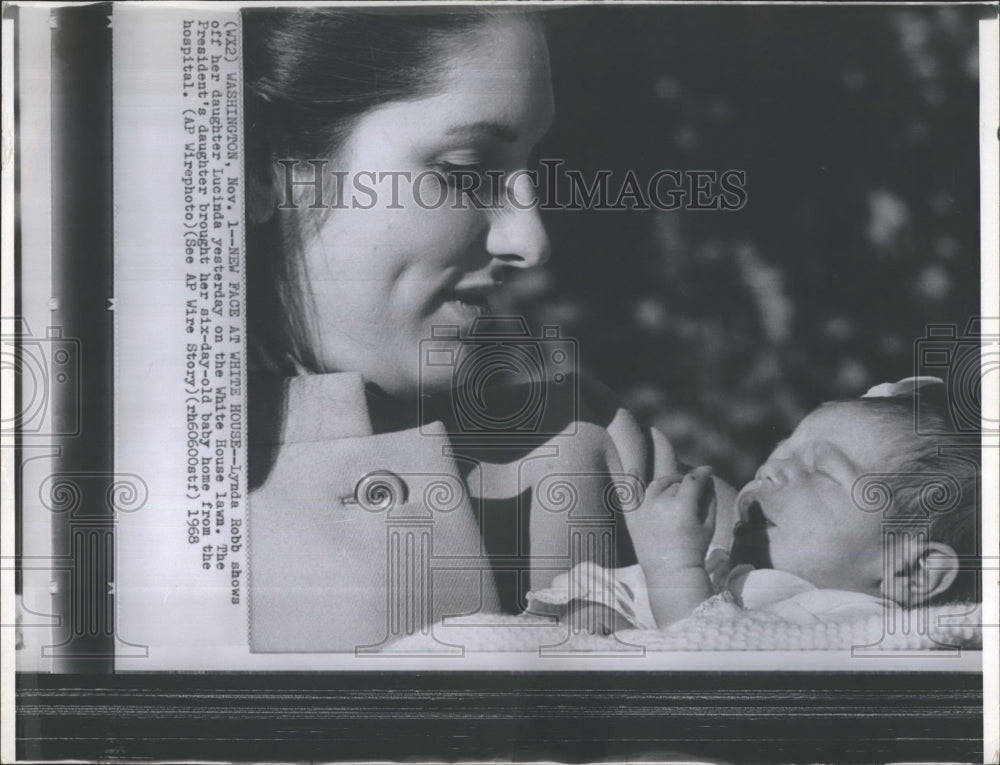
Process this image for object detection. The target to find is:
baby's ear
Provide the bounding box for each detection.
[881,540,959,606]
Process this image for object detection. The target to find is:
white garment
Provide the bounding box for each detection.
[526,561,658,629]
[527,548,885,629]
[722,564,885,624]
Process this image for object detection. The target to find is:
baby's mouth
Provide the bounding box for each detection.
[737,486,776,528]
[731,499,774,569]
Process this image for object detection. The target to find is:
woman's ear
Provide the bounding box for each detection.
[881,541,959,606]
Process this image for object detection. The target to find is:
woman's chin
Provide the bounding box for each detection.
[415,371,456,396]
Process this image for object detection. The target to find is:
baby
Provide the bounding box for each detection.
[534,377,980,631]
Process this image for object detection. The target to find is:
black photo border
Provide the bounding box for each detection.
[15,670,985,762]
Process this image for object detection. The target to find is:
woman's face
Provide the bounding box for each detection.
[292,17,554,395]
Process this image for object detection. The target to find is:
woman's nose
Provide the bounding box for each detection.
[485,173,551,269]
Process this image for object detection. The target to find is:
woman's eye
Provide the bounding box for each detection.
[436,161,485,185]
[432,150,486,179]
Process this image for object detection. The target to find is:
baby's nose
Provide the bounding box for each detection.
[755,462,776,483]
[756,459,792,484]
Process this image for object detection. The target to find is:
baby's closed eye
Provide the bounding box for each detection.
[809,443,857,482]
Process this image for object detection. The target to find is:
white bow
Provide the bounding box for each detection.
[861,376,944,398]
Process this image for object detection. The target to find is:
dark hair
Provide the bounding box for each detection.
[844,385,980,604]
[241,8,530,489]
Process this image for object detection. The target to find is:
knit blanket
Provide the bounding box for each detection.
[385,594,982,653]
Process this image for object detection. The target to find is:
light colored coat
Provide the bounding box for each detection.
[248,372,690,652]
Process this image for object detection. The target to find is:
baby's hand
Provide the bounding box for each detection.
[628,466,717,572]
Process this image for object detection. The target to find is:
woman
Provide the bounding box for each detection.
[242,8,734,652]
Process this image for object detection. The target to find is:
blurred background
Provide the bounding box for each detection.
[500,5,984,486]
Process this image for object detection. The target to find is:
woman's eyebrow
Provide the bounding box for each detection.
[445,121,518,142]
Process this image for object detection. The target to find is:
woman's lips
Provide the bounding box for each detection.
[438,282,502,320]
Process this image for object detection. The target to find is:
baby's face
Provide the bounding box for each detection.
[733,402,898,596]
